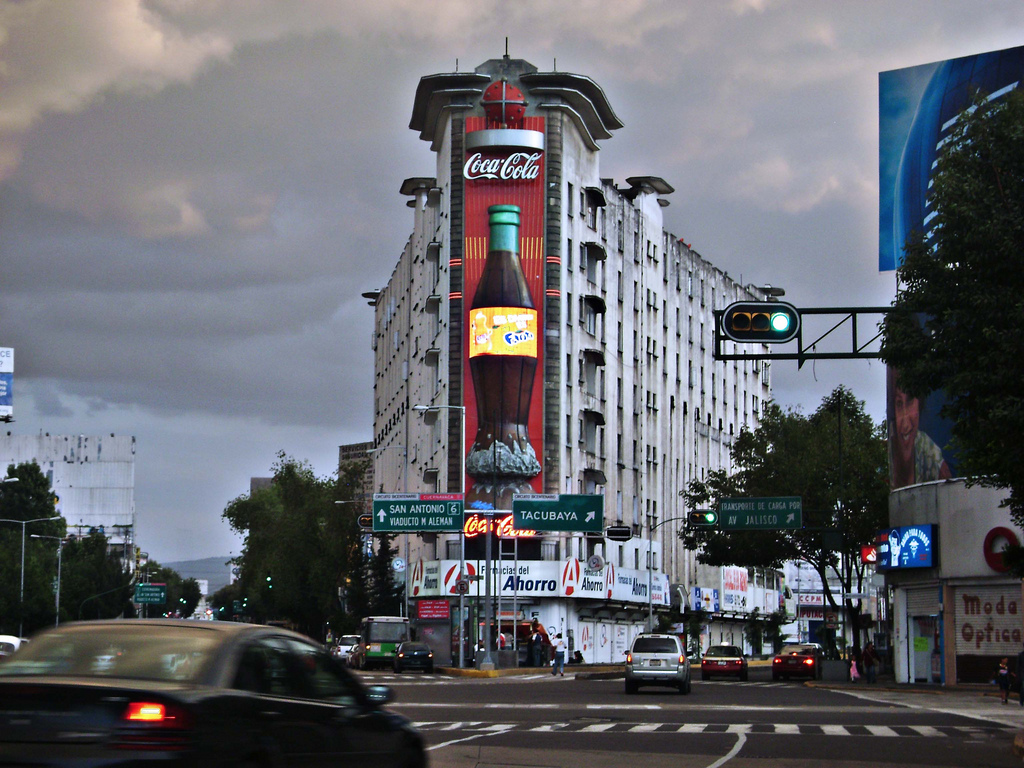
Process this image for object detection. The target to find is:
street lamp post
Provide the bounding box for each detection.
[413,404,466,668]
[0,515,62,638]
[647,514,692,633]
[30,534,65,625]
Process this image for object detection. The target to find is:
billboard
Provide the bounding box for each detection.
[878,46,1024,487]
[0,348,12,420]
[462,85,546,511]
[876,525,936,571]
[879,44,1024,272]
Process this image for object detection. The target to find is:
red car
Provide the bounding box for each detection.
[700,645,748,681]
[772,643,823,680]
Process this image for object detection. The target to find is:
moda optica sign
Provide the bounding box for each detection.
[876,524,936,571]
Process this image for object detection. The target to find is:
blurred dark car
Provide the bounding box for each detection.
[771,643,823,681]
[393,641,434,674]
[700,644,748,681]
[0,619,426,767]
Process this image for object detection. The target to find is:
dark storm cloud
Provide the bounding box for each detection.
[0,0,1020,560]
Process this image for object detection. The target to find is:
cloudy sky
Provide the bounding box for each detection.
[1,1,1020,563]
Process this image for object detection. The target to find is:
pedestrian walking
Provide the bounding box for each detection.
[552,633,566,676]
[862,642,879,684]
[996,657,1012,704]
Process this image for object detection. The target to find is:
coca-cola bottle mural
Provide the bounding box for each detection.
[466,204,541,508]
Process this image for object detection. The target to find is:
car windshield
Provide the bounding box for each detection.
[633,638,678,654]
[0,624,221,682]
[705,646,741,658]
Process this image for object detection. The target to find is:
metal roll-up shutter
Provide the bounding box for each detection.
[905,586,941,617]
[953,584,1022,657]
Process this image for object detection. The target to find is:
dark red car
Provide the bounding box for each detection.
[771,643,823,681]
[700,644,748,681]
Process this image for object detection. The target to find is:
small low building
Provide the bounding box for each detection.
[886,479,1022,684]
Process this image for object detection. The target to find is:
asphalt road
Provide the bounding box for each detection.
[355,666,1022,768]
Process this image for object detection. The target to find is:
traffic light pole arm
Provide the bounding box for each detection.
[714,306,891,367]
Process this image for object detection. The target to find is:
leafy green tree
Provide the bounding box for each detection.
[681,388,888,651]
[222,452,371,638]
[369,532,402,615]
[0,462,66,635]
[880,89,1024,530]
[743,608,763,655]
[763,609,787,655]
[686,608,708,656]
[62,531,135,622]
[138,561,201,618]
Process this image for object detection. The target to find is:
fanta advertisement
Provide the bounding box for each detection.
[469,307,538,358]
[413,558,669,605]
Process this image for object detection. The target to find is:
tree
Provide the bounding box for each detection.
[62,531,134,622]
[743,608,763,655]
[763,609,787,655]
[222,452,371,638]
[681,388,888,653]
[0,462,66,635]
[880,89,1024,527]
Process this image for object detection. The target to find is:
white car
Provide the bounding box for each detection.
[0,635,25,659]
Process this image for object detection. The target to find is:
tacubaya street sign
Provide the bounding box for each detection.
[511,494,604,533]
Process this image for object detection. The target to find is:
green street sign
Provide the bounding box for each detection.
[134,583,167,605]
[718,497,802,530]
[512,494,604,532]
[371,494,464,532]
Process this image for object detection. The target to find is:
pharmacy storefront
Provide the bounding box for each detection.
[408,557,670,665]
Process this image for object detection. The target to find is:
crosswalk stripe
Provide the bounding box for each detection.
[865,725,900,737]
[412,721,1013,738]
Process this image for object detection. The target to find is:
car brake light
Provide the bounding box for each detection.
[626,652,632,664]
[124,702,173,722]
[679,654,685,664]
[772,657,781,664]
[116,701,191,751]
[803,657,815,667]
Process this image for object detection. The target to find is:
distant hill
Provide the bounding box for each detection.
[163,556,235,595]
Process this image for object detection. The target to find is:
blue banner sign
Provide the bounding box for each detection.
[876,525,935,571]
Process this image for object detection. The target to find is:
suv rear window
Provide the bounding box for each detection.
[633,638,679,654]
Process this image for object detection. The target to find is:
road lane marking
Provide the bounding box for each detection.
[865,725,899,737]
[414,721,1014,738]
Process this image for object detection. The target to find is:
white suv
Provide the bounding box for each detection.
[625,633,691,694]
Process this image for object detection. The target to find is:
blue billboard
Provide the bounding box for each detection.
[876,525,936,571]
[879,44,1024,272]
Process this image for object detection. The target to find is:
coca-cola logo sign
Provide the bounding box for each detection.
[464,151,542,181]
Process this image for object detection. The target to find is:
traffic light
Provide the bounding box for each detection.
[721,301,800,344]
[357,513,374,531]
[688,510,719,527]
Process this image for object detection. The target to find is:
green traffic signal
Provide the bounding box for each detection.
[721,301,800,344]
[688,510,719,527]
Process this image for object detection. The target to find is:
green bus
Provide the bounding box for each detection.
[354,615,410,670]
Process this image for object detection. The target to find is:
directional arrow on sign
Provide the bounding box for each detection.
[586,511,595,523]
